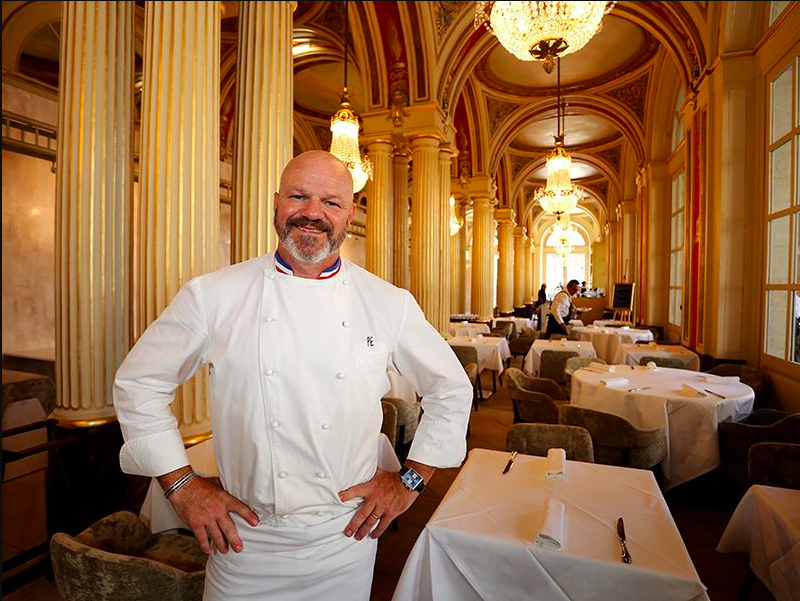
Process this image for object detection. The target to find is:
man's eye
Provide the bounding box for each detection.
[290,195,305,200]
[324,201,341,208]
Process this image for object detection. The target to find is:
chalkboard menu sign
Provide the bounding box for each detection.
[612,283,635,310]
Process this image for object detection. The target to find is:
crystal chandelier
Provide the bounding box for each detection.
[553,219,576,257]
[475,1,615,73]
[532,56,583,218]
[449,195,463,236]
[329,1,372,194]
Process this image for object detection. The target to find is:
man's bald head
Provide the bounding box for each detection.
[278,150,354,197]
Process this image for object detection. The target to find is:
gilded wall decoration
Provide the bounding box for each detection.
[313,125,332,151]
[510,154,530,181]
[485,96,519,136]
[435,1,467,37]
[607,73,649,123]
[387,18,410,127]
[598,146,621,173]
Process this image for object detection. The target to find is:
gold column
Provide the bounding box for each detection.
[137,1,220,440]
[437,147,454,334]
[450,200,466,313]
[409,135,442,327]
[513,226,527,308]
[471,195,496,322]
[232,0,293,262]
[392,151,411,289]
[495,209,516,315]
[525,234,534,306]
[365,140,394,280]
[54,1,134,423]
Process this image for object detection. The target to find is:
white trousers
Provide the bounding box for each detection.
[204,510,378,600]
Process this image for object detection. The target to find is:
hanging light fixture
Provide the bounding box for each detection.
[474,1,615,73]
[449,195,463,236]
[553,218,576,257]
[329,1,372,194]
[532,56,583,219]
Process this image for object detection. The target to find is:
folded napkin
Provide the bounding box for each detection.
[535,498,566,550]
[681,383,708,397]
[600,377,630,388]
[621,326,631,330]
[699,375,740,384]
[546,448,567,480]
[587,362,613,372]
[645,361,658,370]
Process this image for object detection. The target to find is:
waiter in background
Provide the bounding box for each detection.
[545,279,579,339]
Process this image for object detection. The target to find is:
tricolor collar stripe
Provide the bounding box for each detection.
[274,251,341,280]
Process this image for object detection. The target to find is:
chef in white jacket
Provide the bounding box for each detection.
[113,150,472,600]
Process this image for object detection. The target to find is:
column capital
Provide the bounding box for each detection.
[366,140,394,154]
[513,225,527,239]
[471,195,497,209]
[409,134,441,149]
[494,207,516,225]
[393,149,411,163]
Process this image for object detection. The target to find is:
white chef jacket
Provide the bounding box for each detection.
[114,253,472,528]
[549,290,574,326]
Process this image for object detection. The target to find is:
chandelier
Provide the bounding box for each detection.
[553,219,577,257]
[329,1,372,194]
[475,1,615,73]
[532,56,583,218]
[449,195,464,236]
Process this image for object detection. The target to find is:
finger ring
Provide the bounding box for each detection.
[370,512,380,520]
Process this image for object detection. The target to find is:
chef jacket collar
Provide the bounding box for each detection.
[274,249,342,280]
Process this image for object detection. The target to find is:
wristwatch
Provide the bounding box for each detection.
[399,466,426,493]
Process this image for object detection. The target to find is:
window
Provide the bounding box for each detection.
[770,1,791,26]
[671,88,685,152]
[764,55,800,364]
[669,171,685,328]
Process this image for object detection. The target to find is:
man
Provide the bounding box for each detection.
[535,283,547,309]
[113,151,472,600]
[545,279,580,339]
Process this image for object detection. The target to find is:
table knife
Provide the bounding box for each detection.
[616,517,633,564]
[502,451,517,475]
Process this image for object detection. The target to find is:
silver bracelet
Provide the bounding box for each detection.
[164,470,196,499]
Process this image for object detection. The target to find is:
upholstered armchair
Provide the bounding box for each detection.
[504,367,566,424]
[381,400,399,449]
[707,363,768,409]
[747,442,800,490]
[638,356,687,369]
[506,424,594,463]
[50,511,206,601]
[539,350,579,395]
[564,356,605,393]
[450,345,483,408]
[559,405,667,470]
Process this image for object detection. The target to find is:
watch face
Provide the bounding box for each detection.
[401,468,424,491]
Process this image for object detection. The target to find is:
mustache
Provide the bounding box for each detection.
[286,215,332,234]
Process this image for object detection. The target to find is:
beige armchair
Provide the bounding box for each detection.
[504,367,566,424]
[506,424,594,463]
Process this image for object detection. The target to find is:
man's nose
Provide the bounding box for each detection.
[298,196,326,219]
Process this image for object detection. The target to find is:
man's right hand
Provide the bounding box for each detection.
[158,468,259,554]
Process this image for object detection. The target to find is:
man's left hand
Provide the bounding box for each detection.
[338,468,422,541]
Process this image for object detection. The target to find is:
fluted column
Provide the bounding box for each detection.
[471,196,496,322]
[392,152,411,289]
[409,135,442,327]
[450,200,466,313]
[514,226,527,308]
[495,209,515,315]
[54,1,134,423]
[365,141,393,280]
[437,147,454,334]
[232,1,293,262]
[137,1,220,440]
[525,236,534,305]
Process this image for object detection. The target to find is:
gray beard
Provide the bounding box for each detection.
[276,223,348,265]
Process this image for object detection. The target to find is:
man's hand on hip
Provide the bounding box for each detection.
[159,468,259,555]
[338,463,433,541]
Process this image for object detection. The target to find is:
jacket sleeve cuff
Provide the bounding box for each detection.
[119,429,190,477]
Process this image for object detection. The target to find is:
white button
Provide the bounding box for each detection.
[316,471,326,478]
[343,279,350,286]
[268,274,275,280]
[316,510,325,516]
[342,320,351,327]
[278,471,287,479]
[321,422,331,430]
[281,514,289,519]
[265,315,274,322]
[336,372,346,379]
[272,420,280,428]
[265,368,274,376]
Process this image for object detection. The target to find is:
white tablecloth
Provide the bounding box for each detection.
[492,317,534,333]
[571,368,754,489]
[524,339,597,375]
[612,343,701,371]
[572,327,654,363]
[717,485,800,601]
[393,448,708,601]
[140,435,402,534]
[447,336,511,373]
[449,322,490,338]
[594,320,634,328]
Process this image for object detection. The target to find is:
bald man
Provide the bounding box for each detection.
[114,151,472,600]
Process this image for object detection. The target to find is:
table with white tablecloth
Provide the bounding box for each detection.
[593,320,634,328]
[449,322,490,338]
[572,326,654,363]
[717,485,800,601]
[140,435,402,534]
[393,448,708,601]
[491,316,534,333]
[612,342,701,371]
[524,339,597,375]
[446,336,511,373]
[571,367,754,489]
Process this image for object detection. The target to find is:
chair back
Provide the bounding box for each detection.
[748,442,800,490]
[382,396,420,446]
[505,423,594,463]
[490,321,515,340]
[504,367,561,424]
[50,511,205,601]
[559,405,667,469]
[450,345,479,370]
[381,399,399,449]
[540,350,579,385]
[564,356,603,376]
[638,356,686,369]
[707,363,767,408]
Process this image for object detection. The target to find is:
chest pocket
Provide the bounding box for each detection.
[353,341,389,373]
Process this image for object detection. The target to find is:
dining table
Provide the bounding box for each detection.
[393,448,708,601]
[491,316,535,333]
[612,342,701,371]
[447,335,511,394]
[570,366,754,489]
[449,321,490,338]
[523,339,597,376]
[717,484,800,601]
[571,326,654,363]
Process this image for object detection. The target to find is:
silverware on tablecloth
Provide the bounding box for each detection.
[502,451,517,475]
[628,386,651,392]
[704,388,726,399]
[616,517,633,564]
